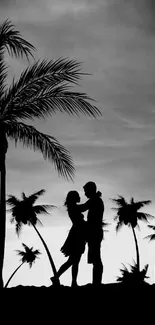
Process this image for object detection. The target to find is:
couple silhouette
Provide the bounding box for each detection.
[51,181,104,287]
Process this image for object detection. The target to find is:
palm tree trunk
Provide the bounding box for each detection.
[0,163,6,288]
[131,226,140,271]
[4,262,24,288]
[0,128,7,288]
[31,222,60,285]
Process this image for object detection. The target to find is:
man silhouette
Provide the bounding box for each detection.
[78,181,104,285]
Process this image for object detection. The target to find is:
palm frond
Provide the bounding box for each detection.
[117,263,129,279]
[3,58,83,100]
[33,204,55,215]
[1,57,91,101]
[115,220,124,233]
[33,249,41,257]
[145,234,155,241]
[0,19,35,59]
[136,213,148,223]
[148,224,155,231]
[7,195,21,207]
[145,213,154,219]
[137,212,154,223]
[3,80,101,122]
[15,222,22,236]
[16,250,25,257]
[141,264,149,277]
[25,189,46,205]
[35,217,43,227]
[111,196,128,208]
[21,192,27,200]
[132,200,151,210]
[6,121,75,180]
[0,57,7,100]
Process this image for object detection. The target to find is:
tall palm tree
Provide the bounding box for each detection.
[4,243,40,288]
[7,189,60,283]
[0,20,101,287]
[112,196,153,271]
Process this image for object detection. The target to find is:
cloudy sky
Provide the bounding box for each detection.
[1,0,155,286]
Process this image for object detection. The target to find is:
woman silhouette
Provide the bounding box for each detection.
[51,191,86,287]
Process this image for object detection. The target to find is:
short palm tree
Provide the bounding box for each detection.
[0,20,101,287]
[112,196,153,271]
[117,261,149,284]
[7,189,60,283]
[4,243,40,288]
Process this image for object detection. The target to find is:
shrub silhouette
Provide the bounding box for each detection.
[117,261,149,284]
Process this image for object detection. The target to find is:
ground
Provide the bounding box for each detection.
[2,283,154,323]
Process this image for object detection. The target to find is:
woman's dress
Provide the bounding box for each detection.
[61,206,86,258]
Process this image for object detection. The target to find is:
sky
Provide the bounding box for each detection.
[1,0,155,286]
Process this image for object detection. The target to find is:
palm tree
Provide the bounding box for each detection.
[112,196,153,271]
[0,20,101,287]
[7,189,60,283]
[4,243,40,288]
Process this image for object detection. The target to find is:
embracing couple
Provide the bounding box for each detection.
[51,181,104,287]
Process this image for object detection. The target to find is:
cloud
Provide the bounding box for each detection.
[0,0,98,24]
[0,0,14,6]
[1,0,155,35]
[105,0,155,33]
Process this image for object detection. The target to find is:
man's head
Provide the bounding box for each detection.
[83,181,97,198]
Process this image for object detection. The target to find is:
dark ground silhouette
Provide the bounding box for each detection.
[2,283,155,323]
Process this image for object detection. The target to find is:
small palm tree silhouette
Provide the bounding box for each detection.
[4,243,40,288]
[117,261,149,284]
[0,19,101,287]
[7,189,59,283]
[112,196,153,271]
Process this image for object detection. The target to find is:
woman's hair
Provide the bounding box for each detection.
[64,191,79,208]
[97,191,102,197]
